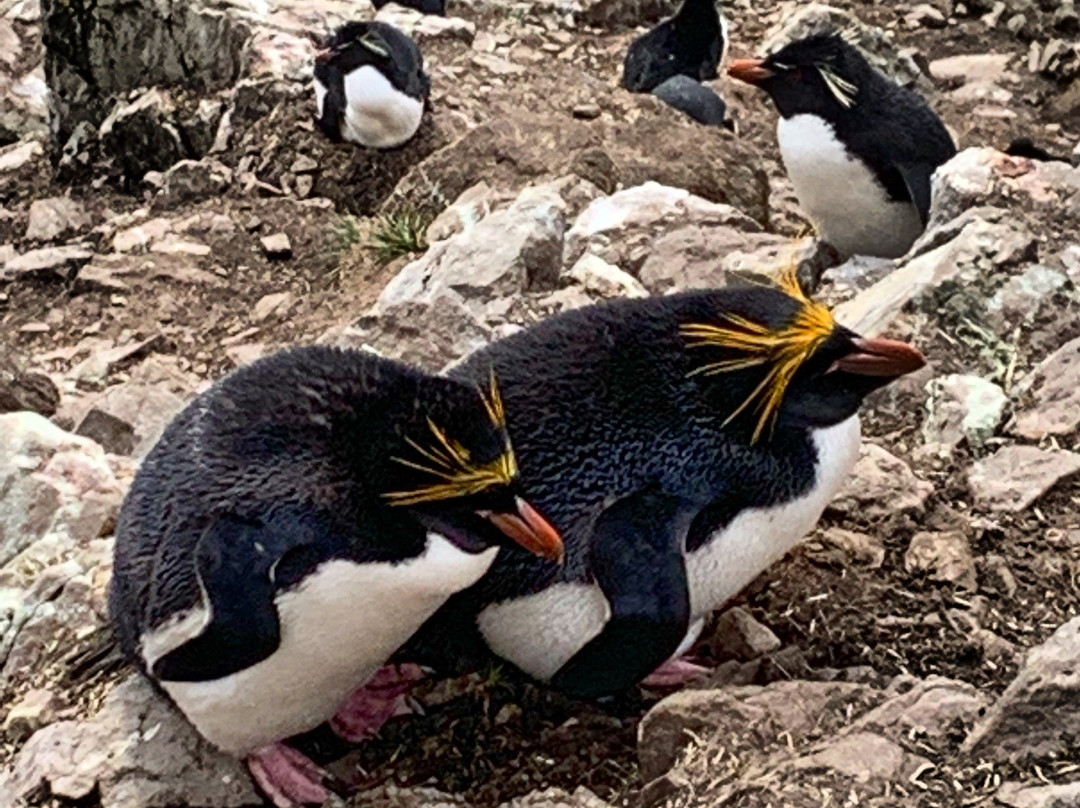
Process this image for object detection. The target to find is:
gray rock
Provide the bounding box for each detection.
[500,787,614,808]
[1011,336,1080,439]
[923,374,1007,450]
[846,676,991,745]
[969,445,1080,512]
[153,158,233,209]
[380,182,576,312]
[1,687,61,742]
[322,291,493,374]
[0,354,60,417]
[99,89,187,187]
[818,527,886,568]
[986,264,1068,327]
[75,381,189,458]
[830,443,933,519]
[1,244,94,282]
[930,52,1016,83]
[712,607,783,660]
[373,4,475,43]
[0,675,257,808]
[763,3,924,86]
[995,781,1080,808]
[964,616,1080,762]
[651,76,728,127]
[260,232,292,259]
[564,254,648,299]
[24,196,91,243]
[905,530,978,589]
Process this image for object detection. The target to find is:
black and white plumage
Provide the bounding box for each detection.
[108,346,562,806]
[314,21,430,149]
[728,33,957,259]
[651,75,731,127]
[403,277,925,699]
[623,0,728,93]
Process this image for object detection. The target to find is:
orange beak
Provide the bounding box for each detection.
[833,337,926,377]
[728,58,776,84]
[485,497,565,564]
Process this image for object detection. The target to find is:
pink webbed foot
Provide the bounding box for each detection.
[246,742,331,808]
[329,663,428,743]
[640,657,712,689]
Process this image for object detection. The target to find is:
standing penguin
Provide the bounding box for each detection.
[109,346,563,807]
[622,0,728,93]
[728,33,957,259]
[313,21,430,149]
[404,272,924,699]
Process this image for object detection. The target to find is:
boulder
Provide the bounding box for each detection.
[968,445,1080,512]
[829,443,933,519]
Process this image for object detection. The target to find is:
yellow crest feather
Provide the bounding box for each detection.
[681,264,836,443]
[384,372,518,506]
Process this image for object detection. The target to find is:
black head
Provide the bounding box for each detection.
[381,371,564,563]
[727,32,874,120]
[681,270,926,442]
[316,21,401,74]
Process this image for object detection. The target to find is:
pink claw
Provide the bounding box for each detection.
[329,663,428,743]
[246,743,330,808]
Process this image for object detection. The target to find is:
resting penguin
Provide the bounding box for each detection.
[108,346,563,807]
[313,21,430,149]
[403,271,925,700]
[652,75,731,128]
[728,33,957,260]
[623,0,728,93]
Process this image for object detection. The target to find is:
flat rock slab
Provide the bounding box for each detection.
[968,445,1080,512]
[1012,336,1080,439]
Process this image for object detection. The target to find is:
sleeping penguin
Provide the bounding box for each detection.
[108,346,563,807]
[728,33,957,259]
[623,0,728,93]
[313,21,430,149]
[404,271,924,700]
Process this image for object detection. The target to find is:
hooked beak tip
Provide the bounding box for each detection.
[315,48,333,64]
[485,497,565,564]
[728,58,775,84]
[834,337,927,378]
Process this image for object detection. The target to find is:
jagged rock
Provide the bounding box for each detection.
[968,445,1080,512]
[762,3,923,86]
[964,616,1080,762]
[712,607,782,660]
[426,182,512,242]
[75,381,189,458]
[817,527,885,568]
[374,4,475,43]
[923,373,1007,450]
[905,530,978,589]
[987,264,1069,327]
[564,254,649,299]
[379,182,579,312]
[260,232,292,259]
[251,291,294,323]
[152,158,233,209]
[0,137,49,204]
[930,53,1016,83]
[42,0,250,141]
[24,196,91,243]
[500,787,614,808]
[0,675,258,808]
[112,217,174,252]
[1011,336,1080,439]
[575,0,673,28]
[322,291,493,374]
[98,89,187,187]
[0,412,125,569]
[830,443,933,519]
[348,785,469,808]
[0,354,60,416]
[995,781,1080,808]
[638,680,883,782]
[2,687,61,742]
[1,243,93,282]
[562,182,772,294]
[845,676,991,745]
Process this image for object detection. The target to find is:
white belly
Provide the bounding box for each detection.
[338,65,423,149]
[151,536,497,755]
[477,417,861,680]
[778,114,923,259]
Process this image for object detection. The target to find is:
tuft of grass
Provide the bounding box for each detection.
[369,209,430,265]
[336,215,365,251]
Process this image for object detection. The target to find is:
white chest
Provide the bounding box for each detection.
[314,65,423,149]
[152,536,497,754]
[777,114,923,259]
[477,417,862,681]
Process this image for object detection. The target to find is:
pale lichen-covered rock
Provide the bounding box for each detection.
[922,374,1007,450]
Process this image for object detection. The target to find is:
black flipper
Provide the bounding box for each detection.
[315,64,347,143]
[549,489,698,700]
[151,510,330,683]
[896,161,934,226]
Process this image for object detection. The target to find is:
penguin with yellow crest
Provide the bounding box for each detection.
[404,270,925,699]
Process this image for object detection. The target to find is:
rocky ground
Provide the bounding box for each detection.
[2,0,1080,806]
